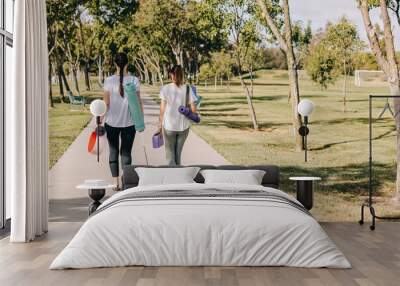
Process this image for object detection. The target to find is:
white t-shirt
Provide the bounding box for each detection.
[103,75,141,128]
[159,83,196,132]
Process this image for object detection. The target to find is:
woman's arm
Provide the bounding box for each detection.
[188,86,197,114]
[102,90,110,123]
[137,90,144,113]
[158,99,166,132]
[190,102,197,114]
[135,78,144,113]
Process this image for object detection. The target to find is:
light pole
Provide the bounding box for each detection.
[90,100,107,162]
[297,99,315,162]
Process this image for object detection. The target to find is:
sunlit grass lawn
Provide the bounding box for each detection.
[143,70,400,221]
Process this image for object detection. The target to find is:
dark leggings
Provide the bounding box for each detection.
[105,123,136,177]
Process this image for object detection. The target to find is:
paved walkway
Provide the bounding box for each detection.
[49,93,229,221]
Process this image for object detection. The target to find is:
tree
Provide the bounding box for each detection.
[47,0,84,103]
[354,52,379,70]
[130,0,227,80]
[358,0,400,199]
[86,0,139,27]
[62,7,84,94]
[305,43,339,89]
[305,18,364,111]
[83,0,140,88]
[292,20,313,68]
[256,48,287,69]
[46,0,77,105]
[256,0,303,150]
[325,17,364,111]
[77,19,98,91]
[219,0,259,130]
[199,63,215,87]
[210,51,233,88]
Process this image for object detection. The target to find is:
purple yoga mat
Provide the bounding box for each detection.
[178,106,201,123]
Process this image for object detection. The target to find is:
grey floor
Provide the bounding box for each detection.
[1,222,400,286]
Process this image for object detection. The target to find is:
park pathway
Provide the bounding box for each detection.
[49,93,229,221]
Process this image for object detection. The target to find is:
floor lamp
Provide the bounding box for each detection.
[298,99,315,162]
[359,95,400,230]
[90,100,107,162]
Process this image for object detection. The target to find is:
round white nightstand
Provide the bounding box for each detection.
[77,180,115,215]
[289,177,321,210]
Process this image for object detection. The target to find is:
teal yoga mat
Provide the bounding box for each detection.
[125,83,145,132]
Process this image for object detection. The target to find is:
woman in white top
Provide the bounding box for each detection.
[158,65,197,165]
[103,52,142,189]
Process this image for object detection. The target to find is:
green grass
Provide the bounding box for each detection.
[143,70,400,221]
[48,103,91,168]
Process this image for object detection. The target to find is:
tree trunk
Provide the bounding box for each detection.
[343,61,347,112]
[214,75,217,91]
[381,0,400,198]
[83,63,91,91]
[180,51,184,71]
[238,71,259,130]
[257,0,303,150]
[287,57,303,151]
[135,63,145,82]
[390,82,400,199]
[60,66,71,93]
[250,65,254,98]
[98,56,104,87]
[72,67,80,95]
[195,61,199,85]
[57,69,65,103]
[283,0,303,151]
[143,65,150,84]
[163,63,168,79]
[158,71,164,86]
[173,51,181,66]
[48,61,54,108]
[359,0,400,198]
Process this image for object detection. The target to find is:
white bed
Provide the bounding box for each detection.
[50,183,350,269]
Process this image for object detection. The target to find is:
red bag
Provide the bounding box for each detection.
[88,127,106,155]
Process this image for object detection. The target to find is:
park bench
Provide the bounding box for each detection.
[67,91,86,110]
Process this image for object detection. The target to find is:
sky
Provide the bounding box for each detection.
[289,0,400,49]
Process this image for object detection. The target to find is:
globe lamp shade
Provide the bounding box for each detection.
[297,99,315,117]
[90,100,107,117]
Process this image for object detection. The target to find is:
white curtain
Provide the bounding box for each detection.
[9,0,49,242]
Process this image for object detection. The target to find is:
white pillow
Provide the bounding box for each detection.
[200,169,266,185]
[135,167,200,186]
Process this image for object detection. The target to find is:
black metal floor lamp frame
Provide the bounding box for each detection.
[359,95,400,230]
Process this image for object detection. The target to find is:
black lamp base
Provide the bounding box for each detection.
[298,118,310,162]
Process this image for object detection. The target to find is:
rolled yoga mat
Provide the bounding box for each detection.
[178,106,201,123]
[125,82,145,132]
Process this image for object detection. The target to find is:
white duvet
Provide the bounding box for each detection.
[50,183,351,269]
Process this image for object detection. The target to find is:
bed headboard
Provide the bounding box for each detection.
[122,165,280,190]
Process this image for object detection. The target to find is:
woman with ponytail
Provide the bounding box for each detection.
[158,65,197,165]
[103,52,143,190]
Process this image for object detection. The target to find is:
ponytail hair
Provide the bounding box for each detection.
[114,52,129,97]
[169,65,184,87]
